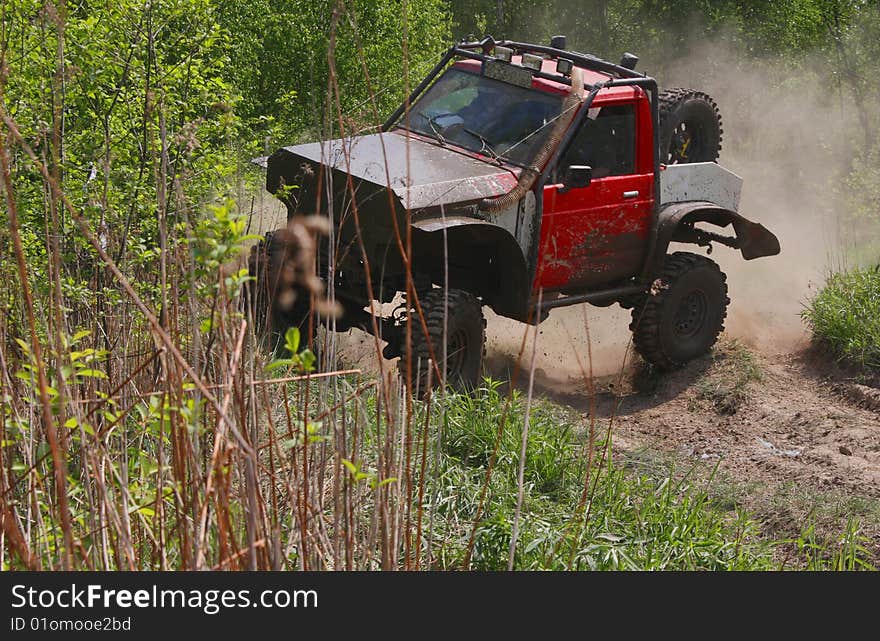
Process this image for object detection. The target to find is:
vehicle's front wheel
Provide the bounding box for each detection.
[630,252,729,369]
[399,289,486,396]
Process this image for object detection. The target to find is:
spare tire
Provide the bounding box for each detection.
[658,89,723,164]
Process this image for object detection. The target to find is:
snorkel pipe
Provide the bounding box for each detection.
[479,67,585,213]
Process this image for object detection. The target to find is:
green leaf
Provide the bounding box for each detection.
[341,458,358,475]
[300,349,316,372]
[264,358,294,372]
[71,330,92,345]
[64,417,78,429]
[284,327,300,355]
[70,348,95,362]
[76,368,108,379]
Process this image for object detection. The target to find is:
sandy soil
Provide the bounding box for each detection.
[536,349,880,495]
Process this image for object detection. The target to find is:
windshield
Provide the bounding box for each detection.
[396,68,564,167]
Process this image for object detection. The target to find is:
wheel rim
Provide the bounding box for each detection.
[674,290,708,337]
[667,121,707,163]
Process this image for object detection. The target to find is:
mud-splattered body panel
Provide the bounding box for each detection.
[537,174,653,291]
[275,131,521,213]
[660,162,743,212]
[534,91,655,292]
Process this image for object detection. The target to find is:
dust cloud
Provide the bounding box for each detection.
[659,40,850,354]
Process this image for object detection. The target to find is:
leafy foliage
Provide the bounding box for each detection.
[215,0,452,143]
[803,266,880,369]
[265,327,317,373]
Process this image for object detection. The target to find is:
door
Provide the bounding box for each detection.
[534,98,654,294]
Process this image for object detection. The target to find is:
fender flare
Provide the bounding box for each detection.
[411,217,530,321]
[647,201,781,275]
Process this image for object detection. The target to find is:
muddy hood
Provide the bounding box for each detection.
[265,131,520,211]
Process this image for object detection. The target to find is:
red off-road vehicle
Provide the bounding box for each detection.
[251,36,780,391]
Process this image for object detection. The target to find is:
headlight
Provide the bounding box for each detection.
[494,46,513,62]
[556,58,573,76]
[520,53,543,71]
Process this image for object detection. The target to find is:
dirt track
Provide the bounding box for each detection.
[509,339,880,553]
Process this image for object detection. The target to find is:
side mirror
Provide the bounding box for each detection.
[562,165,592,190]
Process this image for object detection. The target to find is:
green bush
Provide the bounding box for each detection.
[802,267,880,369]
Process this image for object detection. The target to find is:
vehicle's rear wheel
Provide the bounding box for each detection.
[630,252,729,369]
[246,230,314,354]
[399,289,485,396]
[658,89,723,164]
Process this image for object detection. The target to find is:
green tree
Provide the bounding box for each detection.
[215,0,452,143]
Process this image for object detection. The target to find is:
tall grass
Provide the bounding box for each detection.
[433,384,780,570]
[802,266,880,369]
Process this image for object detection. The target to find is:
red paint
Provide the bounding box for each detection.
[534,90,655,292]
